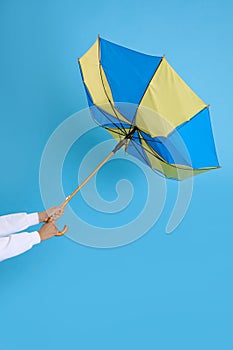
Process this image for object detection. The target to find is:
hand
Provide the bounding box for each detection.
[38,222,59,241]
[46,206,64,222]
[38,206,64,223]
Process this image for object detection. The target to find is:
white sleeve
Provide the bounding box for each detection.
[0,213,39,237]
[0,231,41,262]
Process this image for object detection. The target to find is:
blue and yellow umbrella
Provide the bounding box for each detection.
[77,36,219,182]
[58,36,220,227]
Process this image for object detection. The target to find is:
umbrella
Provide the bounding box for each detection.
[55,36,220,234]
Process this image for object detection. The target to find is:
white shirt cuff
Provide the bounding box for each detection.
[28,231,41,244]
[27,213,39,227]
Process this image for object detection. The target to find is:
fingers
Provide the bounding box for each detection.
[46,206,64,222]
[38,221,59,241]
[45,221,59,232]
[48,221,58,228]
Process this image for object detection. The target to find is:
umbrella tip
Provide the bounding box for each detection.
[163,54,166,58]
[98,34,101,39]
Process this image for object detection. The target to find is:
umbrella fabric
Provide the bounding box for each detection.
[78,36,219,180]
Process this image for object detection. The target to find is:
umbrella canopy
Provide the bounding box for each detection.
[78,36,220,180]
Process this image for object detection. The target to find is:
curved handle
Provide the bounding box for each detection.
[47,216,68,237]
[55,225,69,237]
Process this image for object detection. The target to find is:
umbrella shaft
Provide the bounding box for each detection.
[61,150,115,207]
[61,127,137,207]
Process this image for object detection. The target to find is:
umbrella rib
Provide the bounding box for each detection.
[138,132,217,172]
[129,138,168,179]
[79,68,127,132]
[124,130,166,169]
[103,125,126,137]
[90,104,128,135]
[137,131,192,171]
[136,133,171,172]
[93,105,215,173]
[137,131,167,162]
[126,119,136,140]
[135,134,179,178]
[97,37,128,136]
[98,63,128,136]
[139,132,191,166]
[127,138,152,168]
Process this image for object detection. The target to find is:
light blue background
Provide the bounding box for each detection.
[0,0,232,349]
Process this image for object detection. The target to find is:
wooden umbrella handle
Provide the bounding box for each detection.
[52,151,115,236]
[55,224,69,236]
[61,151,115,208]
[51,138,131,237]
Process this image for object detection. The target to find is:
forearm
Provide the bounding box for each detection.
[0,231,41,262]
[0,213,39,237]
